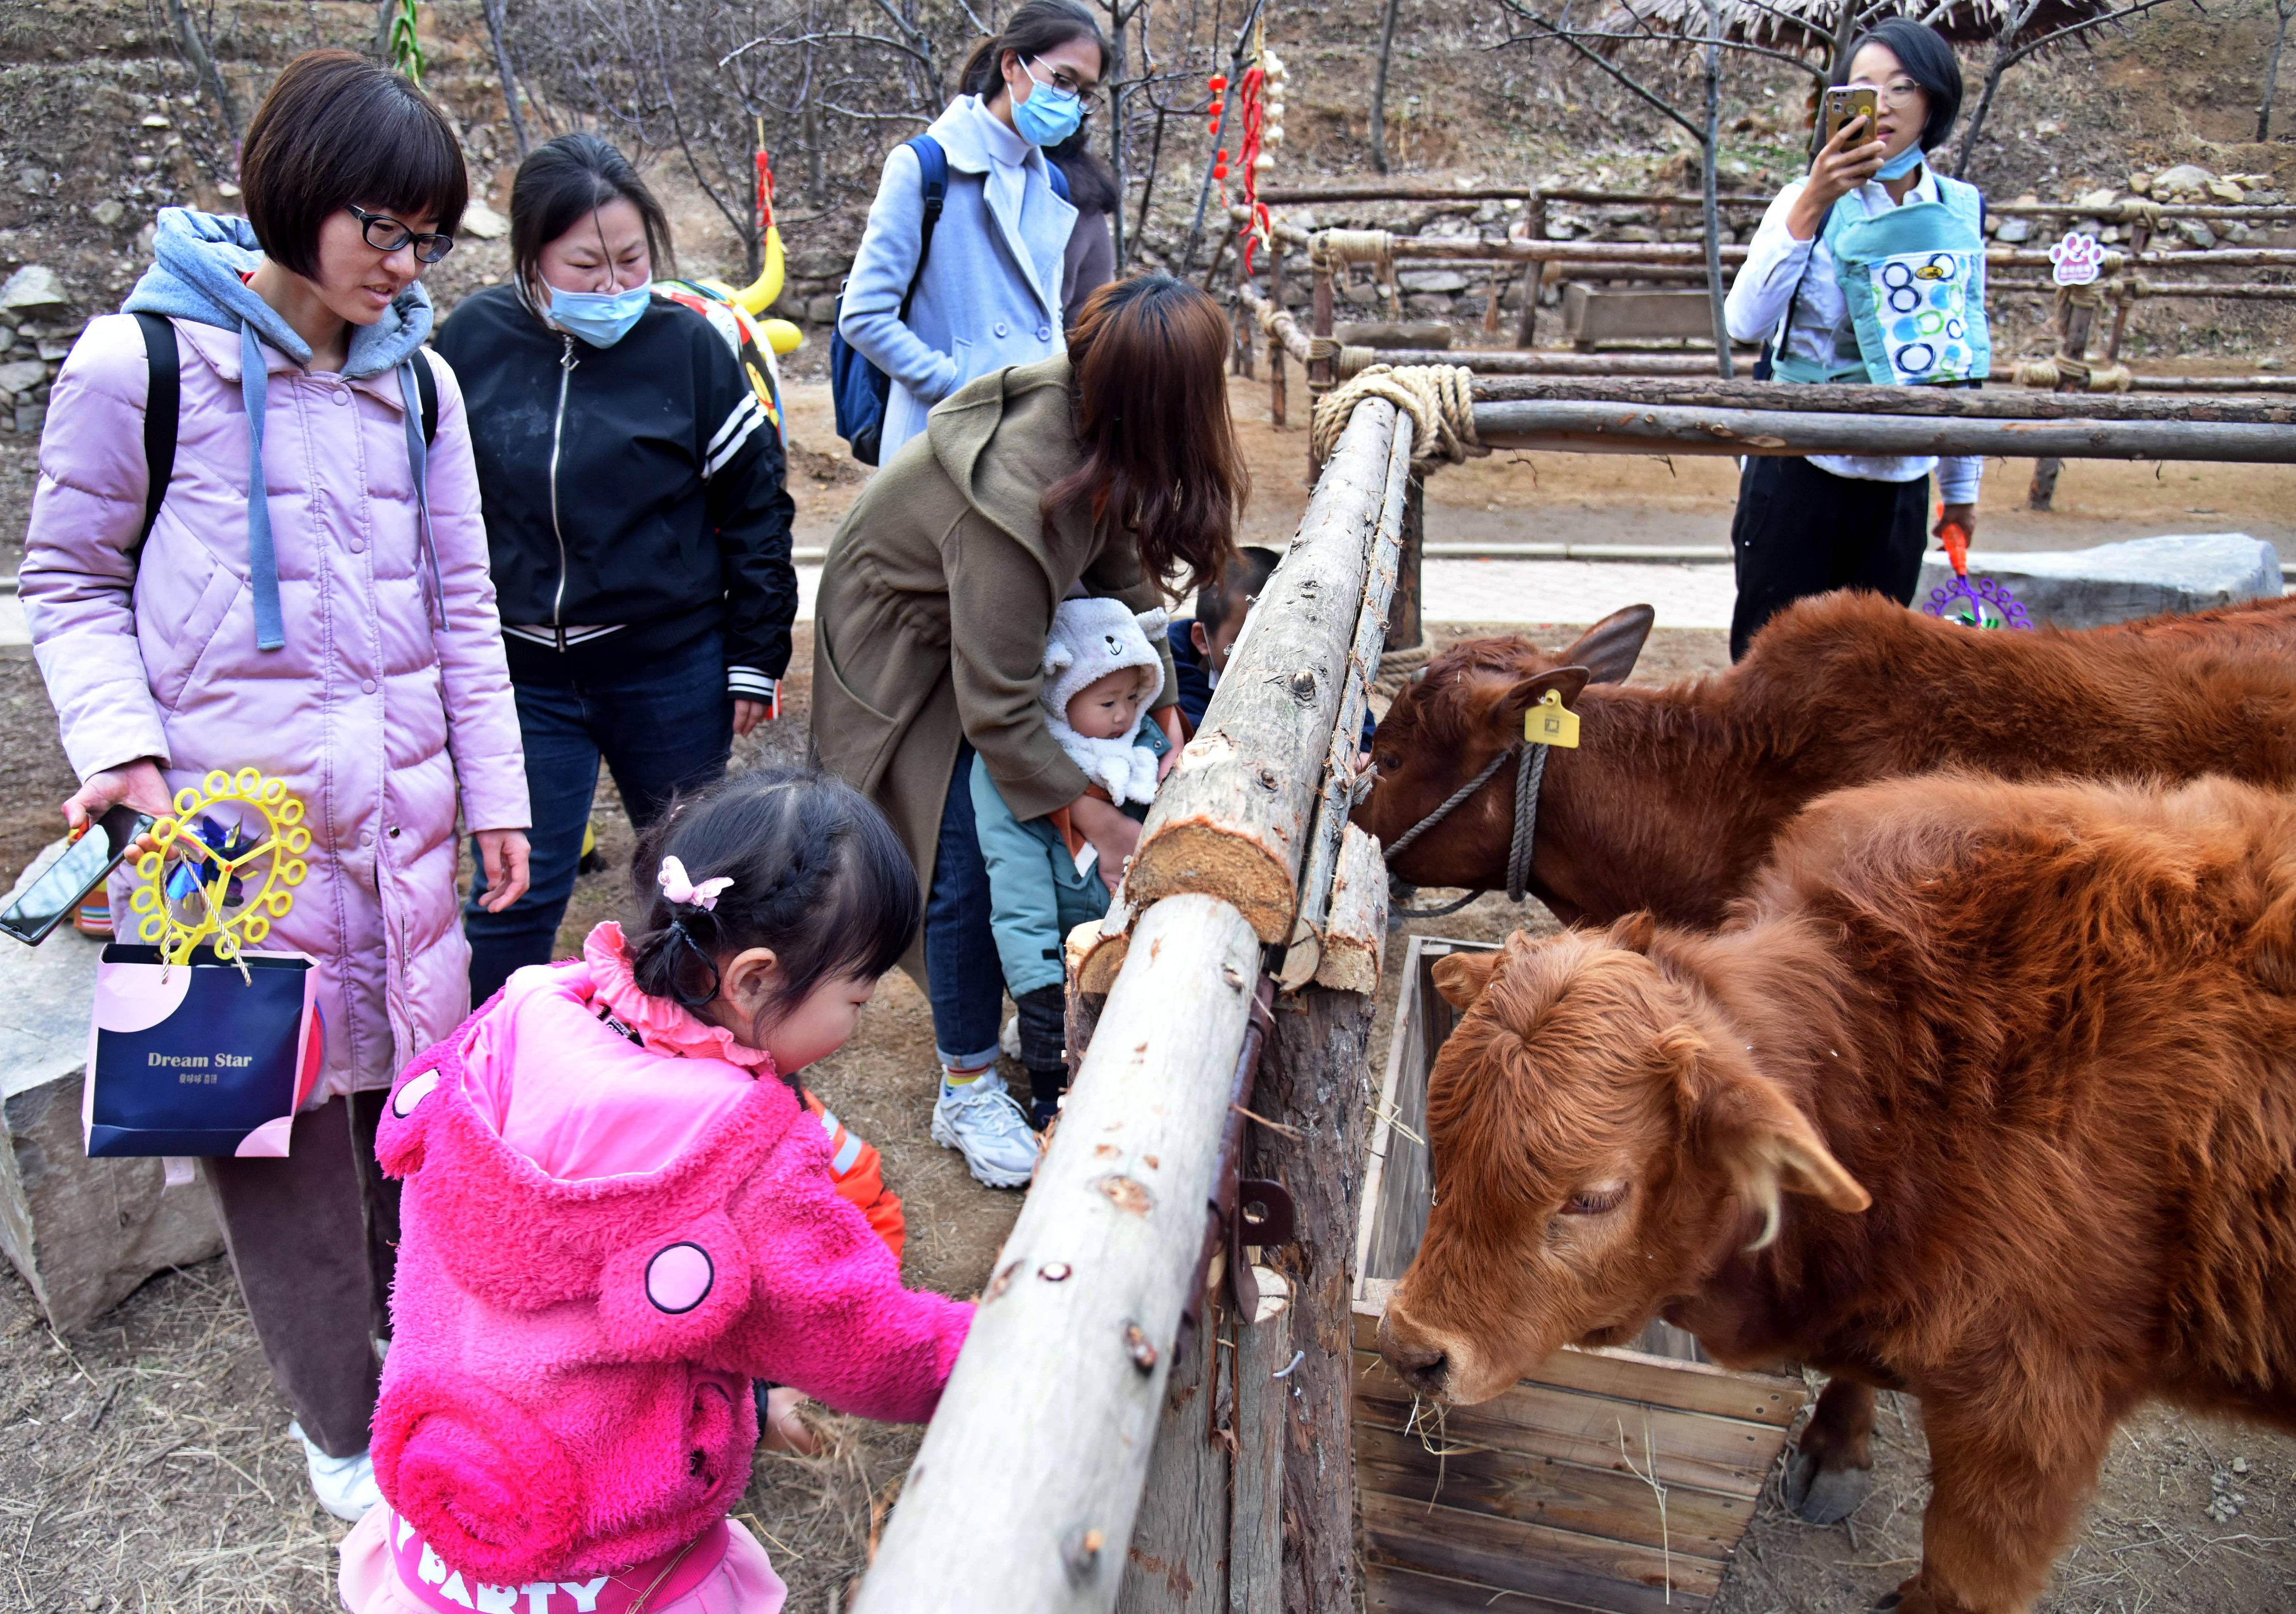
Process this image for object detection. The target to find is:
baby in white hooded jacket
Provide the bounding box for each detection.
[1040,597,1169,807]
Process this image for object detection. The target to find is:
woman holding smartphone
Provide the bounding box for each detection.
[1722,19,1986,659]
[21,52,528,1519]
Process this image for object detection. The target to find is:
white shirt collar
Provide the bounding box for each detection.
[1853,162,1940,216]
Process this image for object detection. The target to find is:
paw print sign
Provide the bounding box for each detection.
[2048,231,2106,287]
[129,768,311,965]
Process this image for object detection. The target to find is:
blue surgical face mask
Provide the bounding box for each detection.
[1012,59,1085,147]
[1878,144,1926,181]
[546,281,650,348]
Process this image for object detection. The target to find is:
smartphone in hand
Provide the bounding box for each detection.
[0,804,159,946]
[1822,85,1880,147]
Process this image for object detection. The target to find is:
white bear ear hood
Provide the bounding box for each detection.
[1039,596,1168,720]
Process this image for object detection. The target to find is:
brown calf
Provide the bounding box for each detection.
[1356,588,2296,927]
[1377,770,2296,1614]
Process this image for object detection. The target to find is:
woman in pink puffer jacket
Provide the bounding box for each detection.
[341,768,971,1613]
[20,53,529,1516]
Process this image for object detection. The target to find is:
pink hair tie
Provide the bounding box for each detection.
[657,856,734,912]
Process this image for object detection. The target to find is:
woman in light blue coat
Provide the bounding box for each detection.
[838,0,1105,458]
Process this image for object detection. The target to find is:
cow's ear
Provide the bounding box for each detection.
[1560,604,1655,686]
[1493,665,1591,731]
[1606,911,1657,954]
[1680,1045,1870,1248]
[1432,948,1506,1010]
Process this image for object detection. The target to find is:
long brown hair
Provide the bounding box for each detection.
[1042,275,1247,598]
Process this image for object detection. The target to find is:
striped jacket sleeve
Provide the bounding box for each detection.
[693,326,798,694]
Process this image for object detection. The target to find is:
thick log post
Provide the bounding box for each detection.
[1309,251,1336,479]
[1114,1281,1230,1614]
[1252,985,1378,1614]
[1515,193,1547,348]
[2028,288,2101,509]
[1229,1276,1292,1613]
[855,896,1264,1614]
[1128,400,1414,942]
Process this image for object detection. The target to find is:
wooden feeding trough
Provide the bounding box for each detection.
[1353,935,1808,1614]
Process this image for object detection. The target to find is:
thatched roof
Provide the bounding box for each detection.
[1578,0,2129,52]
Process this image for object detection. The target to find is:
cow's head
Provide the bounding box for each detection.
[1355,606,1656,893]
[1377,923,1869,1405]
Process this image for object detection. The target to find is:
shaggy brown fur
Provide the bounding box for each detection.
[1377,770,2296,1614]
[1355,589,2296,925]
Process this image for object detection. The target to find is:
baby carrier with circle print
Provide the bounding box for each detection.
[1774,172,1992,389]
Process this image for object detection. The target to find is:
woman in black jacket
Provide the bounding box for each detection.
[438,134,798,1000]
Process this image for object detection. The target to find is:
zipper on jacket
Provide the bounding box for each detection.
[547,334,577,652]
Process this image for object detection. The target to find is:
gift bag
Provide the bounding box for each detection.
[83,945,324,1158]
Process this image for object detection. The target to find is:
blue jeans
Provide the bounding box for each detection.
[465,630,733,1003]
[928,739,1005,1070]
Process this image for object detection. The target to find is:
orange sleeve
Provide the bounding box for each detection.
[802,1089,905,1263]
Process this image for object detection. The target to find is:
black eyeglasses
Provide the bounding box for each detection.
[348,204,455,263]
[1026,57,1106,113]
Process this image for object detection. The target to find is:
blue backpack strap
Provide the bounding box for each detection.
[397,358,447,629]
[901,135,948,321]
[414,347,438,445]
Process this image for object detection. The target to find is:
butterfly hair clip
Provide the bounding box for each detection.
[658,855,735,911]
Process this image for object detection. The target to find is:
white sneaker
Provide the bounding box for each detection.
[292,1420,381,1521]
[931,1070,1040,1189]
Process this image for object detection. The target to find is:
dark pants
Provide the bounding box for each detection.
[1728,455,1929,660]
[927,739,1004,1070]
[205,1091,399,1458]
[465,630,733,1002]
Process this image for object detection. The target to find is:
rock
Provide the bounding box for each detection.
[1994,216,2032,244]
[459,201,508,240]
[2128,172,2153,195]
[2207,178,2246,203]
[2224,221,2254,245]
[1916,534,2281,630]
[0,358,47,397]
[1339,279,1380,307]
[15,403,45,434]
[788,246,849,281]
[36,341,69,362]
[0,842,224,1332]
[2152,163,2215,197]
[2076,188,2117,212]
[2174,218,2217,250]
[1403,293,1457,317]
[0,265,67,317]
[140,112,169,128]
[91,199,125,229]
[1395,268,1468,294]
[15,168,52,198]
[2072,217,2105,239]
[802,292,841,326]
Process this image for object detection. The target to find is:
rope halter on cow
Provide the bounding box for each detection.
[1381,737,1551,919]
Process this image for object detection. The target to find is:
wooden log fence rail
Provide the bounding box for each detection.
[854,395,1416,1614]
[1255,181,2296,226]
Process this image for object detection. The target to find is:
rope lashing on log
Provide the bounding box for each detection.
[1311,363,1485,473]
[2012,356,2136,392]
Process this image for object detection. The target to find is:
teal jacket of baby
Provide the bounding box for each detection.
[971,711,1170,1000]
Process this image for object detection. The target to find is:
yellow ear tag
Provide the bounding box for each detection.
[1526,688,1582,749]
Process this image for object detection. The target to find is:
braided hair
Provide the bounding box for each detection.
[627,768,921,1050]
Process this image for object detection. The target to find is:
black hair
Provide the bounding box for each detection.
[239,49,468,280]
[958,0,1109,101]
[1047,130,1121,215]
[627,768,921,1053]
[509,134,674,297]
[1850,19,1964,153]
[1195,545,1282,634]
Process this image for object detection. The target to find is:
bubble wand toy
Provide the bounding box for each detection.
[1922,509,2033,631]
[129,768,311,971]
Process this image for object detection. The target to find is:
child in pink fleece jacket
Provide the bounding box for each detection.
[340,768,971,1614]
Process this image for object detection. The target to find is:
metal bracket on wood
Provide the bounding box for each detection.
[1182,977,1294,1341]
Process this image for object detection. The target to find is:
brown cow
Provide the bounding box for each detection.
[1377,769,2296,1614]
[1357,588,2296,928]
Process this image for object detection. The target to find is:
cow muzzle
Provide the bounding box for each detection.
[1377,1305,1456,1400]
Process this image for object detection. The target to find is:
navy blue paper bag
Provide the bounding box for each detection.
[83,945,322,1158]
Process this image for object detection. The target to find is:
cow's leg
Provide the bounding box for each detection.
[1880,1397,2116,1614]
[1783,1377,1875,1523]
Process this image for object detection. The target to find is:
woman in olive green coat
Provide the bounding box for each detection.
[811,275,1246,1186]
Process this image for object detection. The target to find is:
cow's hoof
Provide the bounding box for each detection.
[1783,1448,1873,1523]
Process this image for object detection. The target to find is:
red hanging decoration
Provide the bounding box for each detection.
[754,123,776,237]
[1234,63,1270,273]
